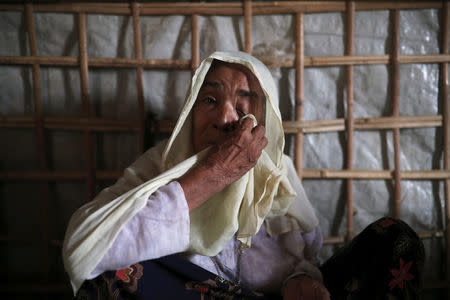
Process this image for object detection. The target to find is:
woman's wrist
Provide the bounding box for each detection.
[178,163,228,212]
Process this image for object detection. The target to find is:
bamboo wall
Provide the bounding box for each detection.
[0,1,448,298]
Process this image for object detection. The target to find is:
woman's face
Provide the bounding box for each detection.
[191,62,265,153]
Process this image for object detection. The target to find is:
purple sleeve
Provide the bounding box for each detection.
[88,181,190,279]
[281,226,324,286]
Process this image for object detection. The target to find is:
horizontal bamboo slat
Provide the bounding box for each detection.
[0,2,443,15]
[1,54,448,69]
[0,170,121,181]
[323,230,444,245]
[302,169,450,180]
[0,56,190,68]
[247,54,450,67]
[0,116,140,131]
[323,236,345,244]
[1,169,448,181]
[419,231,445,239]
[284,115,442,133]
[0,115,442,132]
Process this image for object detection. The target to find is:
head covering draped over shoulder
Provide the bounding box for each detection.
[62,51,318,294]
[161,51,317,253]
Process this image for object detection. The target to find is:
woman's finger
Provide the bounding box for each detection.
[251,124,265,137]
[239,116,256,131]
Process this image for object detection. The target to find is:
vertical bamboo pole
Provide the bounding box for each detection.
[441,1,450,293]
[391,10,402,219]
[191,13,199,75]
[295,13,304,178]
[132,2,145,152]
[25,2,49,284]
[345,1,355,240]
[244,0,252,54]
[78,13,95,201]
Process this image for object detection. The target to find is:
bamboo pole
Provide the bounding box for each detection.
[0,116,140,131]
[25,2,50,286]
[0,170,122,181]
[244,0,252,54]
[301,169,450,180]
[294,13,304,177]
[323,231,444,245]
[43,123,140,131]
[78,13,95,202]
[132,2,145,152]
[391,10,402,219]
[0,2,443,15]
[191,14,199,74]
[0,56,192,68]
[25,4,46,186]
[354,2,442,11]
[323,230,445,245]
[0,169,447,181]
[323,236,346,244]
[345,1,355,241]
[0,115,442,132]
[0,115,35,128]
[441,0,450,294]
[324,230,445,245]
[78,15,89,116]
[283,115,443,133]
[42,116,138,125]
[1,54,448,69]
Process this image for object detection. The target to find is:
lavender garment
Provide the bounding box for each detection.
[89,181,323,294]
[88,181,190,279]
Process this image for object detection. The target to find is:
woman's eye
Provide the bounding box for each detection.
[202,97,216,104]
[236,108,245,117]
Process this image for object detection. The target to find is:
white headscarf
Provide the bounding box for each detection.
[63,51,318,294]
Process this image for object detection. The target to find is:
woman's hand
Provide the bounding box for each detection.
[282,276,330,300]
[179,117,268,211]
[202,117,268,186]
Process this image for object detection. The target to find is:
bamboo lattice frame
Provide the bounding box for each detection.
[0,0,448,295]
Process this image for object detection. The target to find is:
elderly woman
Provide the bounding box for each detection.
[63,51,424,300]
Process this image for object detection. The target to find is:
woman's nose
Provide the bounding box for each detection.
[214,102,239,131]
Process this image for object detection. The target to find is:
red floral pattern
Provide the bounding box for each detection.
[115,263,144,293]
[116,267,132,282]
[379,218,394,228]
[372,218,395,233]
[389,258,413,290]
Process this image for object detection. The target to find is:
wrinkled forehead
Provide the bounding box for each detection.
[204,60,265,100]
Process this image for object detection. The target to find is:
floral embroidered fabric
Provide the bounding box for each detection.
[75,217,424,299]
[320,217,425,300]
[75,254,271,300]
